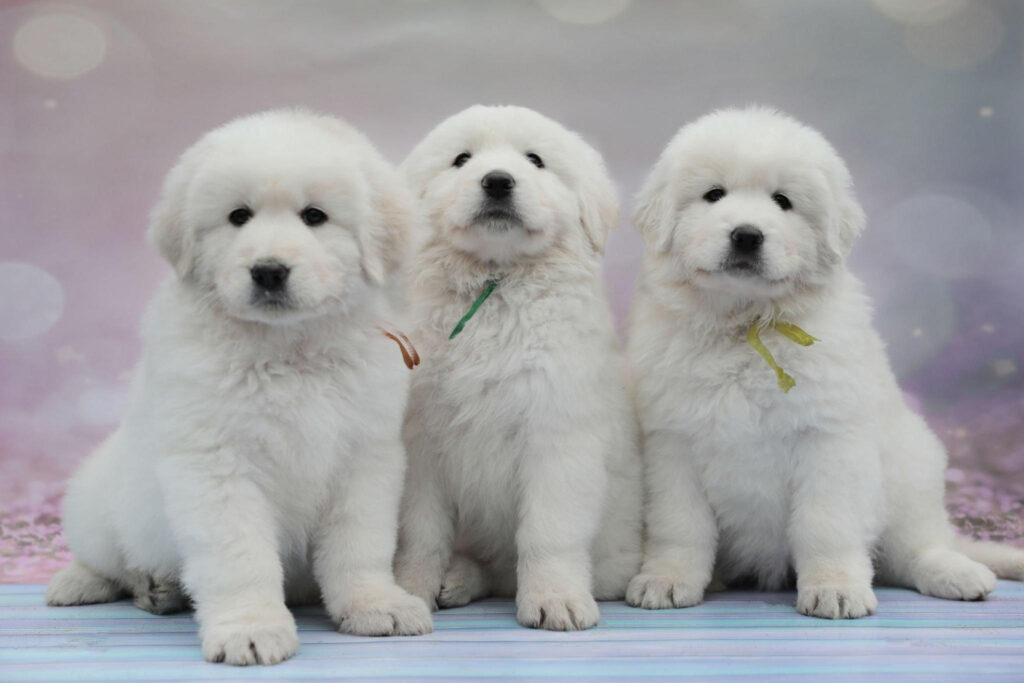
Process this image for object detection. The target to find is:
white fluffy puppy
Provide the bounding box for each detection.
[627,107,1024,618]
[393,105,642,631]
[45,110,432,664]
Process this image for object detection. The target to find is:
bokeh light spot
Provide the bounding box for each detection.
[871,0,966,25]
[991,359,1017,378]
[537,0,631,25]
[876,194,992,279]
[75,386,130,426]
[13,13,107,79]
[903,3,1003,70]
[979,106,993,118]
[0,263,65,341]
[56,345,84,364]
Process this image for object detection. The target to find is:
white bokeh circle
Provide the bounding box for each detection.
[537,0,631,25]
[862,268,958,378]
[875,194,992,279]
[871,0,966,25]
[0,262,65,341]
[903,3,1003,70]
[13,12,107,79]
[76,385,131,426]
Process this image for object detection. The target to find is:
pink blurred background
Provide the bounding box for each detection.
[2,0,1022,582]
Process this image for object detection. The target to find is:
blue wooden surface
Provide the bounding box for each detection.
[1,582,1023,680]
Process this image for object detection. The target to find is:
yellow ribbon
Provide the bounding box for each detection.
[746,320,819,393]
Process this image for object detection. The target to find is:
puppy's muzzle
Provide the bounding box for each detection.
[730,225,764,254]
[251,261,290,291]
[248,260,290,303]
[724,225,764,273]
[481,170,515,200]
[475,170,522,226]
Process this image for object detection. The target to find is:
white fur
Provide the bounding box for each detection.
[45,110,432,665]
[393,105,642,631]
[626,107,1024,619]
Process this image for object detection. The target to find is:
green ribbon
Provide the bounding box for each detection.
[746,319,819,393]
[449,278,501,340]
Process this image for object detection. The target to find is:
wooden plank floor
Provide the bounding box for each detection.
[1,582,1023,680]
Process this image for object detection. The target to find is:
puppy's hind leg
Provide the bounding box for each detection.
[953,538,1024,582]
[124,570,189,615]
[47,436,129,607]
[46,559,125,606]
[437,552,491,608]
[876,415,995,601]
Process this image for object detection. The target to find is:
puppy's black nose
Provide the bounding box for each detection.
[730,225,764,254]
[250,262,290,292]
[481,171,515,200]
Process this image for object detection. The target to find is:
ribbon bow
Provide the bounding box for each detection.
[746,320,819,393]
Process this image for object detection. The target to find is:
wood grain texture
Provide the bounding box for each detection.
[1,582,1022,680]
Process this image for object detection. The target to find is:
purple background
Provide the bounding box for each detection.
[1,0,1022,582]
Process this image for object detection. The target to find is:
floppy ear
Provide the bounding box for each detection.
[148,148,201,280]
[630,161,676,253]
[827,190,866,260]
[577,157,620,254]
[359,156,413,285]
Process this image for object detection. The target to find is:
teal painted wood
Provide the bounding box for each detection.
[1,583,1022,680]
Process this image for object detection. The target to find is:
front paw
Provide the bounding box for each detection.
[517,589,599,631]
[338,587,433,637]
[797,581,877,619]
[201,605,298,665]
[626,572,705,610]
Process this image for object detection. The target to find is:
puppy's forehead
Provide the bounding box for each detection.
[690,143,815,186]
[666,131,830,195]
[430,106,574,152]
[194,127,366,200]
[671,110,842,182]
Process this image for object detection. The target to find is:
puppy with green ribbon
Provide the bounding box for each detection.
[394,105,643,632]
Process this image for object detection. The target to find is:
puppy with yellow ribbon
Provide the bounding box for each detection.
[626,107,1024,619]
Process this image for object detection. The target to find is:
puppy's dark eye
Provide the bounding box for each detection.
[703,188,726,203]
[300,206,328,227]
[228,207,252,226]
[772,193,793,211]
[526,152,544,168]
[453,152,471,168]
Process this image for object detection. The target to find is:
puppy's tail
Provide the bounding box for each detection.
[954,537,1024,581]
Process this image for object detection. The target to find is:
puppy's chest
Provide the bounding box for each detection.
[215,351,370,450]
[658,334,822,436]
[421,288,593,397]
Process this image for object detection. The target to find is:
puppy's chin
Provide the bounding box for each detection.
[213,285,345,327]
[450,218,548,265]
[473,209,523,229]
[227,300,325,327]
[690,266,798,302]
